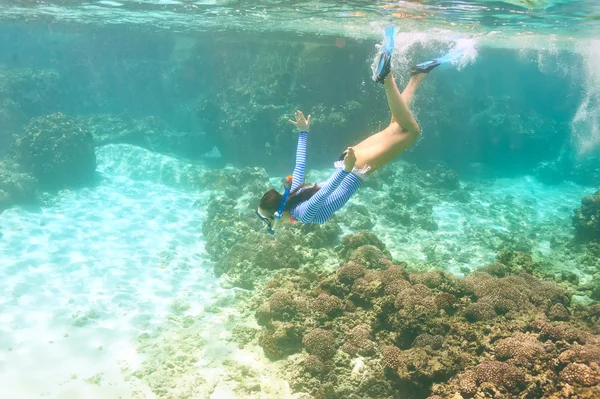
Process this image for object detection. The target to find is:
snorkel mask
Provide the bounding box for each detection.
[257,175,293,235]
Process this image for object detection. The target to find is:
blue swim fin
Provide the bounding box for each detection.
[374,26,395,84]
[411,59,441,75]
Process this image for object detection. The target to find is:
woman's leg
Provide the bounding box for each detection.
[385,73,425,134]
[351,72,427,172]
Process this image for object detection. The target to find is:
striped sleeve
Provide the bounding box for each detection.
[292,169,362,224]
[290,131,308,191]
[309,173,362,224]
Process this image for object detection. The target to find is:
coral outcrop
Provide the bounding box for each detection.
[573,191,600,243]
[0,159,37,212]
[11,113,96,189]
[250,238,600,399]
[202,196,349,288]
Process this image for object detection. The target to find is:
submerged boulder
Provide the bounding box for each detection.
[12,113,96,189]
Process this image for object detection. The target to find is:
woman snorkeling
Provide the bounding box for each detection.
[256,30,441,234]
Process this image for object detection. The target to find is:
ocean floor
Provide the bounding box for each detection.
[0,144,596,398]
[370,176,593,274]
[0,147,291,398]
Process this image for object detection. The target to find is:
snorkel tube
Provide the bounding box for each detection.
[270,175,293,235]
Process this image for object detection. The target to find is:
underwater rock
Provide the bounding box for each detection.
[202,196,342,288]
[338,231,390,259]
[422,165,460,191]
[389,184,424,206]
[581,243,600,275]
[343,203,375,230]
[548,303,571,321]
[0,159,37,212]
[573,191,600,243]
[591,276,600,302]
[496,249,542,275]
[348,245,393,270]
[390,345,463,386]
[375,197,414,227]
[199,166,270,199]
[0,68,61,138]
[299,221,343,249]
[11,113,96,189]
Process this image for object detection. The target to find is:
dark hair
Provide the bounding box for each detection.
[259,184,321,214]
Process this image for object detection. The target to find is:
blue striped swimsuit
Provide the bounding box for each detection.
[289,131,362,224]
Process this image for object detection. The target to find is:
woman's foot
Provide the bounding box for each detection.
[375,52,392,84]
[374,26,395,84]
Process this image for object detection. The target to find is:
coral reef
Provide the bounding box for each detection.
[573,191,600,243]
[250,236,600,399]
[0,68,61,148]
[0,159,37,212]
[0,30,582,177]
[11,113,96,189]
[202,196,350,288]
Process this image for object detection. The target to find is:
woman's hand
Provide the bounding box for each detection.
[343,147,357,172]
[289,110,311,131]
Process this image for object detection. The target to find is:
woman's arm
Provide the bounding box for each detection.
[292,168,350,223]
[305,173,362,224]
[290,131,308,191]
[288,110,311,191]
[292,147,361,224]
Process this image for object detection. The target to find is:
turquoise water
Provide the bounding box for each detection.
[1,1,600,398]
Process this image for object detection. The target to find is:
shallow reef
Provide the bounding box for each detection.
[202,195,346,289]
[0,68,61,139]
[246,232,600,399]
[0,112,99,212]
[11,112,96,189]
[573,190,600,244]
[0,159,37,212]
